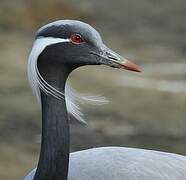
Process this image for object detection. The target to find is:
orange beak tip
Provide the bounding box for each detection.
[121,60,142,72]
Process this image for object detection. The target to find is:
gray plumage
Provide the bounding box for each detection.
[25,20,186,180]
[26,147,186,180]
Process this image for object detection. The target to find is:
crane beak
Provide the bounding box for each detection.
[115,59,142,72]
[103,48,142,72]
[106,56,142,72]
[91,47,142,72]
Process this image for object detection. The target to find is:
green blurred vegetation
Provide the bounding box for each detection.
[0,0,186,179]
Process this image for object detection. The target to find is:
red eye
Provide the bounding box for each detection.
[71,34,84,44]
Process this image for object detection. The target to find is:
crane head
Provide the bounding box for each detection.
[35,20,141,72]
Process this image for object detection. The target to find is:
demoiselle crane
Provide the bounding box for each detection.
[25,20,186,180]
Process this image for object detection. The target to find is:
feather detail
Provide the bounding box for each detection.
[65,85,108,123]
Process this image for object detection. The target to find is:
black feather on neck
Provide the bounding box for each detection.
[33,52,75,180]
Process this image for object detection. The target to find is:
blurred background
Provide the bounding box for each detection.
[0,0,186,179]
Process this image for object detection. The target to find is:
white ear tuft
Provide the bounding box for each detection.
[65,84,108,123]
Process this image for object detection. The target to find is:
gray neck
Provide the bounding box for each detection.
[34,57,74,180]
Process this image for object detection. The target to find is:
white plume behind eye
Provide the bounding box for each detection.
[28,37,108,123]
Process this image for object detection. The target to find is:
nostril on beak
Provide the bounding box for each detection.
[107,55,118,61]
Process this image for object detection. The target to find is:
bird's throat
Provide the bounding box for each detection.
[34,58,74,180]
[34,92,69,180]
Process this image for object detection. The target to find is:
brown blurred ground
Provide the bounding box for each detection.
[0,0,186,179]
